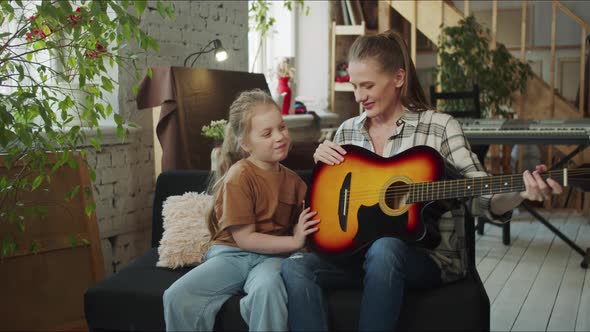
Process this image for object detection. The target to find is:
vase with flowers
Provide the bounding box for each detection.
[201,119,227,170]
[275,57,296,115]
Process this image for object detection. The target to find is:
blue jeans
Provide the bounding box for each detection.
[164,245,288,331]
[280,237,442,331]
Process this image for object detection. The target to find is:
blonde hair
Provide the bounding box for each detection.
[206,89,278,237]
[348,30,430,112]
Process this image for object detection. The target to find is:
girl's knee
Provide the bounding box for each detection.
[163,287,180,313]
[250,272,287,299]
[163,283,188,309]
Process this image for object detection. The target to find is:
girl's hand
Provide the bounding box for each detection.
[292,207,320,250]
[313,140,347,165]
[520,164,563,201]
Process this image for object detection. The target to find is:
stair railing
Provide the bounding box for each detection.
[461,0,590,117]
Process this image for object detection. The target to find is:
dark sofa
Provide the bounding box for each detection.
[84,169,490,331]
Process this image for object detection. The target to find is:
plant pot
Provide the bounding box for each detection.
[211,147,221,170]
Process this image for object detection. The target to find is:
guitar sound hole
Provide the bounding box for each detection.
[385,181,409,210]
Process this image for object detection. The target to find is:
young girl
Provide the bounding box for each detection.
[163,89,319,331]
[281,30,563,331]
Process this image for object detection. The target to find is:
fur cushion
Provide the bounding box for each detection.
[157,192,212,269]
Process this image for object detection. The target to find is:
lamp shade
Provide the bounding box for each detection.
[183,39,229,67]
[215,48,228,62]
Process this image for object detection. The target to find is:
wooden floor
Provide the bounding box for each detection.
[476,209,590,331]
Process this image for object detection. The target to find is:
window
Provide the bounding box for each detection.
[0,2,42,96]
[1,1,119,128]
[248,1,296,79]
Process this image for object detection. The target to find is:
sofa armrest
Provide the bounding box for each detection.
[151,170,211,248]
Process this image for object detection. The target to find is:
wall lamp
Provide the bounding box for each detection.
[183,39,228,67]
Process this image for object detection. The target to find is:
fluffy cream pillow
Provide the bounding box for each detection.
[157,192,213,269]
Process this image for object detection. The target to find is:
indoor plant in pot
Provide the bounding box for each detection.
[435,15,533,118]
[202,119,227,170]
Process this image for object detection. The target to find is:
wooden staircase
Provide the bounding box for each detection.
[390,0,584,121]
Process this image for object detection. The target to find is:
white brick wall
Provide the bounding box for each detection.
[87,128,156,275]
[91,1,248,276]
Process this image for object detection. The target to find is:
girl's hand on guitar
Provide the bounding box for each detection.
[313,140,347,165]
[292,207,320,250]
[520,164,564,201]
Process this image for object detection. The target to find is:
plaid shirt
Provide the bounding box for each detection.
[333,109,511,282]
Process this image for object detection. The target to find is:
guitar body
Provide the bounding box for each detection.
[308,145,457,259]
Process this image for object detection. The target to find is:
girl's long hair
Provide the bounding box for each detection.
[206,89,278,237]
[348,30,430,111]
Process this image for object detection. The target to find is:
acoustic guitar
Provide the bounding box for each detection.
[307,144,588,259]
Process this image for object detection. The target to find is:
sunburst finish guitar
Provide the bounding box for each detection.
[307,144,589,259]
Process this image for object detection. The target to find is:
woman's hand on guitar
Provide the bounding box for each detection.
[520,164,564,201]
[313,141,347,165]
[292,207,320,250]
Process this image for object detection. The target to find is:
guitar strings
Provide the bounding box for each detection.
[339,168,590,198]
[331,168,590,203]
[344,171,590,203]
[341,171,546,198]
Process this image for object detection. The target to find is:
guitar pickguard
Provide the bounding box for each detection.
[353,201,455,252]
[354,204,412,244]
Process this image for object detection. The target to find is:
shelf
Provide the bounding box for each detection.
[330,1,388,117]
[334,82,354,92]
[283,112,340,129]
[334,24,365,35]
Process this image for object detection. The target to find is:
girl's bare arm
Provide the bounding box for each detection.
[229,208,319,254]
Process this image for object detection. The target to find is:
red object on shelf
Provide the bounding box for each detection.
[277,76,292,115]
[335,75,350,82]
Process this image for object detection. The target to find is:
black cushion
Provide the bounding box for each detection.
[85,249,189,331]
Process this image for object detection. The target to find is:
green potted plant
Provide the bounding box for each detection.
[201,119,227,170]
[0,0,173,256]
[434,15,533,118]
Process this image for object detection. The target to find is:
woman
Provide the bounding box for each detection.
[280,30,562,331]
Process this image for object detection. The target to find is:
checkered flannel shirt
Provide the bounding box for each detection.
[332,109,512,282]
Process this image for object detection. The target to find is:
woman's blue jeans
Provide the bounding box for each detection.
[280,237,442,331]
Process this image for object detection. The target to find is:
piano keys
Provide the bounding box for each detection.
[457,118,590,145]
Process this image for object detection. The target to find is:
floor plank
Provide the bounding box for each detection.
[547,214,587,331]
[574,223,590,332]
[475,209,590,332]
[511,211,576,331]
[489,210,557,331]
[477,219,528,283]
[483,219,540,304]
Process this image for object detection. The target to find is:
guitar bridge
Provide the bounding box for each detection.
[338,173,352,231]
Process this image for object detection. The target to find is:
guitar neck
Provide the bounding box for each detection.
[406,169,568,203]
